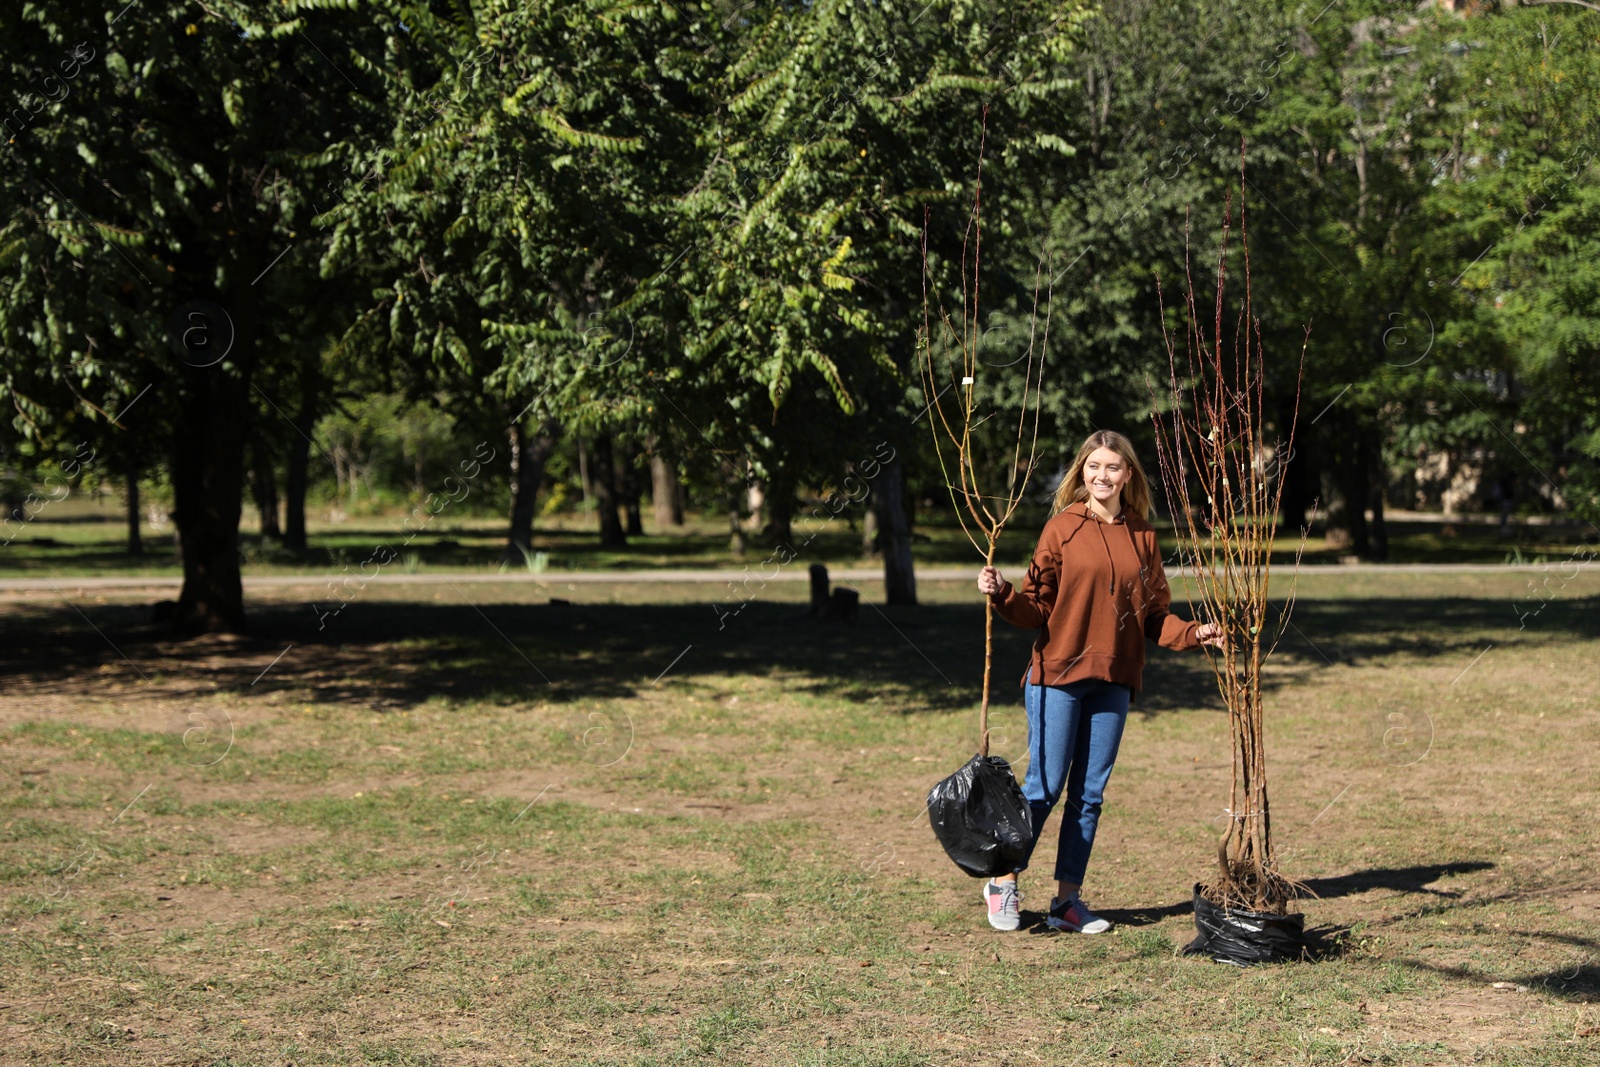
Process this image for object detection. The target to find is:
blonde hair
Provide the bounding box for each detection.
[1052,430,1154,521]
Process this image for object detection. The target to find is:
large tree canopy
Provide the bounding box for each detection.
[1,0,400,630]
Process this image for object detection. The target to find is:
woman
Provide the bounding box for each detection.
[975,430,1221,934]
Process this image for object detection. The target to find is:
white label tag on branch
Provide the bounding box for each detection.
[961,376,974,385]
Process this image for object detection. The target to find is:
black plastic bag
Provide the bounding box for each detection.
[927,753,1034,878]
[1182,883,1308,966]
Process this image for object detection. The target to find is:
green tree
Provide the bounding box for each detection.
[1423,3,1600,527]
[942,0,1325,527]
[1221,0,1468,555]
[322,0,715,553]
[663,0,1087,596]
[0,1,401,631]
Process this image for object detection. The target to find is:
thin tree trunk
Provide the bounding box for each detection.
[1278,402,1314,531]
[727,481,746,556]
[622,441,644,537]
[1348,420,1372,557]
[876,459,917,606]
[125,455,143,557]
[769,487,793,548]
[506,418,558,560]
[251,443,281,541]
[980,540,994,755]
[1321,410,1369,554]
[745,476,765,533]
[591,433,626,547]
[651,454,684,527]
[577,439,594,508]
[861,500,880,557]
[1367,431,1388,561]
[283,435,309,551]
[283,366,317,553]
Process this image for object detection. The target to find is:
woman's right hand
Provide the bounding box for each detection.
[977,566,1005,598]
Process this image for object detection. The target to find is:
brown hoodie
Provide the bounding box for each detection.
[991,501,1200,694]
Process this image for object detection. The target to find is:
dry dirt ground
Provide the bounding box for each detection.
[1,569,1596,1065]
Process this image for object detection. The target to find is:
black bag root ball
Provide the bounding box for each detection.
[1182,883,1310,966]
[927,753,1034,878]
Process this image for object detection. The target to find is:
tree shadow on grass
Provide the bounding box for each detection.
[1086,862,1506,928]
[1031,862,1520,952]
[1401,959,1600,1003]
[0,592,1593,717]
[1086,899,1195,928]
[1300,861,1496,900]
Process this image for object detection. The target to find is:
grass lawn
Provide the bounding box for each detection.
[1,570,1597,1064]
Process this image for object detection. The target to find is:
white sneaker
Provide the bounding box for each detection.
[1045,894,1112,933]
[984,880,1021,931]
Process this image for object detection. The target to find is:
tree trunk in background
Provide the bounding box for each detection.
[876,459,917,605]
[283,434,309,551]
[726,477,746,556]
[1365,431,1388,561]
[1278,401,1314,532]
[283,365,317,553]
[861,500,880,557]
[592,433,626,547]
[1346,414,1372,558]
[745,476,765,533]
[506,417,558,561]
[1320,467,1350,550]
[1369,481,1388,560]
[125,454,143,557]
[622,441,644,537]
[1320,409,1369,555]
[171,361,253,635]
[576,438,594,508]
[250,443,281,541]
[651,455,684,527]
[768,484,793,547]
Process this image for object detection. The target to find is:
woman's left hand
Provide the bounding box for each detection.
[1195,623,1226,648]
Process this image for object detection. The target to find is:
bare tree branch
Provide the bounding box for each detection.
[919,117,1051,757]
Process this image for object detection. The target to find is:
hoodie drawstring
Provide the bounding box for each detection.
[1093,516,1115,595]
[1078,502,1133,597]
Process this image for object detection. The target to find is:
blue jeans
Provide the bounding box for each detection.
[1015,680,1132,884]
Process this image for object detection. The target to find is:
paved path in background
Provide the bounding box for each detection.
[0,561,1593,593]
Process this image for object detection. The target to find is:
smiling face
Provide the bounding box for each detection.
[1082,447,1132,512]
[1053,430,1152,520]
